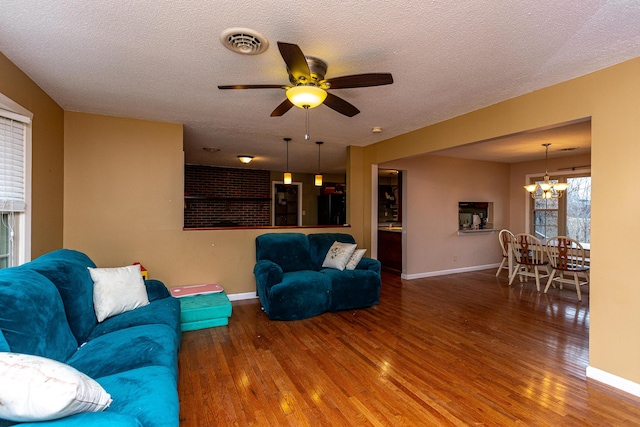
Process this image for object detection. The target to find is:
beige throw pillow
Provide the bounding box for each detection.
[345,249,367,270]
[322,241,358,271]
[89,264,149,322]
[0,352,112,422]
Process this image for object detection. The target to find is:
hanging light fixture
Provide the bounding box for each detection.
[283,138,292,184]
[237,155,253,164]
[315,141,323,187]
[524,143,569,199]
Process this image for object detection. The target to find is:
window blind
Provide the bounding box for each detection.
[0,110,28,213]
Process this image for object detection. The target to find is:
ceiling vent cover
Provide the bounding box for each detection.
[220,28,269,55]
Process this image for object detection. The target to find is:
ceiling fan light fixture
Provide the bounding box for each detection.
[237,155,253,164]
[286,85,327,109]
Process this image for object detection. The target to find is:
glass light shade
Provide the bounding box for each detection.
[237,155,253,164]
[524,184,538,193]
[553,182,569,191]
[286,85,327,109]
[283,172,292,184]
[539,182,551,191]
[315,174,323,186]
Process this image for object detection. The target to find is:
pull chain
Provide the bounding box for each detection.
[305,106,310,140]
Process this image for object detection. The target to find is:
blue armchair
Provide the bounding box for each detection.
[254,232,381,320]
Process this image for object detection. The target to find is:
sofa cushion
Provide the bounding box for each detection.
[308,233,356,270]
[12,412,144,427]
[0,329,9,352]
[256,233,311,272]
[0,268,78,362]
[88,296,181,340]
[27,250,99,344]
[321,268,381,312]
[264,271,331,320]
[97,366,179,427]
[0,353,111,423]
[89,265,150,322]
[67,324,179,380]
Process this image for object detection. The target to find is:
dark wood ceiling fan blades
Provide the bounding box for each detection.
[217,84,285,90]
[324,93,360,117]
[325,73,394,89]
[277,42,311,82]
[270,99,294,117]
[219,41,393,117]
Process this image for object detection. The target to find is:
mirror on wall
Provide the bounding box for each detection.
[184,164,346,228]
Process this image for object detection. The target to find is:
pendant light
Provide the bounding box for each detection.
[524,143,569,199]
[283,138,292,184]
[315,141,323,187]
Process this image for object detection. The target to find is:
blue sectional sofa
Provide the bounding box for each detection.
[254,233,381,320]
[0,249,181,426]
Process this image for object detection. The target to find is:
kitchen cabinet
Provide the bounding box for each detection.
[378,229,402,273]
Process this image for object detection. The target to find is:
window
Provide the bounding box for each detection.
[0,95,32,269]
[529,173,591,244]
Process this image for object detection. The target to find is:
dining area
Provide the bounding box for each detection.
[496,229,590,301]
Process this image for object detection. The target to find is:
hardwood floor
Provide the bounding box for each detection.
[178,270,640,426]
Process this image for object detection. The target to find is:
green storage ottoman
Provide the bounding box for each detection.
[179,291,232,332]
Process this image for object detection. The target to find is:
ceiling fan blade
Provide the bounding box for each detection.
[323,93,360,117]
[325,73,394,89]
[270,99,294,117]
[218,84,285,90]
[277,42,311,82]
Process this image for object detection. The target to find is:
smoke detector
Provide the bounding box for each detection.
[220,28,269,55]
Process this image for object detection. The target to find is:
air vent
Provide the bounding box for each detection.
[220,28,269,55]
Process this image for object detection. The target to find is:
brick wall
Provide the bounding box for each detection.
[184,165,271,228]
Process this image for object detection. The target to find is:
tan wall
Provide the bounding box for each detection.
[0,52,64,257]
[63,112,348,295]
[353,57,640,387]
[380,155,509,275]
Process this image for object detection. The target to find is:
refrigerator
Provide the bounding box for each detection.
[317,194,346,225]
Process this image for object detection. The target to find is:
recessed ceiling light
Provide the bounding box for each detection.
[372,127,382,133]
[202,147,220,153]
[220,28,269,55]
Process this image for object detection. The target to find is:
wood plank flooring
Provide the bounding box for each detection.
[178,269,640,426]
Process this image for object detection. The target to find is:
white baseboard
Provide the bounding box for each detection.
[586,366,640,397]
[227,291,258,301]
[402,263,500,280]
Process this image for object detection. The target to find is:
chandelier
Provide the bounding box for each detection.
[524,143,568,199]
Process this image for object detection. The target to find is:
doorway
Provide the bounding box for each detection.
[272,182,302,226]
[377,169,403,274]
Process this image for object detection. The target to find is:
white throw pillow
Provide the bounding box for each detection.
[322,241,358,271]
[345,249,367,270]
[0,352,112,422]
[89,264,149,322]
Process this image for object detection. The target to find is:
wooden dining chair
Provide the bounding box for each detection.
[496,229,514,277]
[544,236,590,301]
[508,233,550,291]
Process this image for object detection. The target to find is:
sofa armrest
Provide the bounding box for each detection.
[357,257,382,274]
[253,260,284,296]
[144,279,171,301]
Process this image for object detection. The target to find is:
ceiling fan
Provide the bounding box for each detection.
[218,42,393,117]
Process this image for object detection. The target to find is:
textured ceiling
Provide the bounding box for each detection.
[1,1,639,173]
